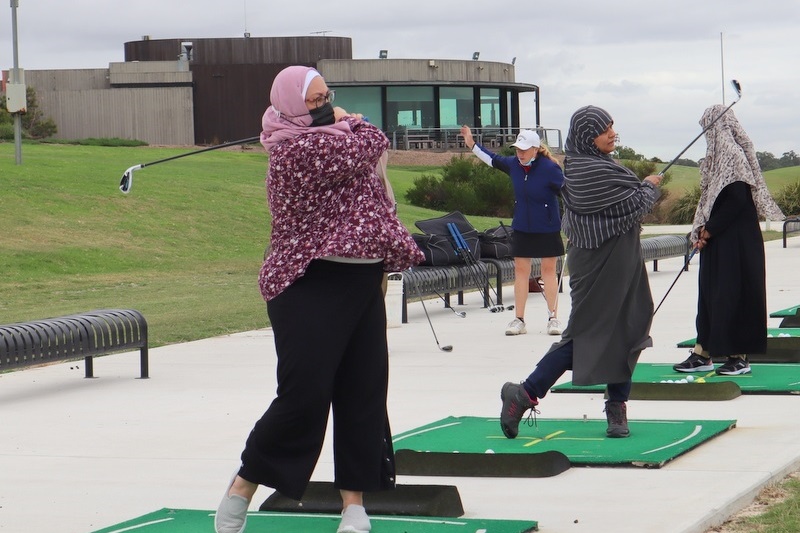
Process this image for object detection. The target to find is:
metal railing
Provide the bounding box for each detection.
[389,127,563,153]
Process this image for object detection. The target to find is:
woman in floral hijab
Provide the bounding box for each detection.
[674,106,783,376]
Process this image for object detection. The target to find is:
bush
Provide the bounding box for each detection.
[622,159,672,223]
[405,155,514,217]
[27,117,57,139]
[774,181,800,217]
[667,185,702,224]
[0,123,14,140]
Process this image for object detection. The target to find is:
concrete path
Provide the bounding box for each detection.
[0,236,798,533]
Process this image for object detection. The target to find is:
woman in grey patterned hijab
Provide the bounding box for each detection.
[499,105,662,440]
[673,106,784,377]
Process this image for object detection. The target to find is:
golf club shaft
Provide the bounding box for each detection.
[448,223,500,308]
[659,80,741,176]
[119,136,260,193]
[408,270,451,351]
[140,136,260,169]
[653,247,698,316]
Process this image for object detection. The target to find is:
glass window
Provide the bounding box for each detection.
[386,86,434,132]
[329,87,383,130]
[439,87,474,129]
[479,88,500,128]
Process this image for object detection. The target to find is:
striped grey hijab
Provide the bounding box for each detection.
[562,105,658,249]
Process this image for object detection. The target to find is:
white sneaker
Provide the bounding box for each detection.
[546,318,562,336]
[338,504,371,533]
[505,318,527,336]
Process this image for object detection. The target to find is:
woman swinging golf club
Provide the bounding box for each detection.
[214,65,424,533]
[499,105,662,440]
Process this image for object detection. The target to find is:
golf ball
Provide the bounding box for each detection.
[485,449,495,454]
[686,375,695,382]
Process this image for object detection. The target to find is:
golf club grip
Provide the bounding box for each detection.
[449,223,470,252]
[446,223,463,253]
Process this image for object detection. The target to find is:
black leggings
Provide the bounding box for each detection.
[238,260,395,500]
[523,340,632,403]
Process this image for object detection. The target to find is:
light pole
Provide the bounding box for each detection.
[9,0,23,164]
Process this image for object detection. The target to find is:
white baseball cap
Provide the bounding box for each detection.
[511,130,541,150]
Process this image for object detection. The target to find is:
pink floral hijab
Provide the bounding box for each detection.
[691,105,784,242]
[260,66,351,152]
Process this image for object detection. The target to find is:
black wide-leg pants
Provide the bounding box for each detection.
[239,260,395,501]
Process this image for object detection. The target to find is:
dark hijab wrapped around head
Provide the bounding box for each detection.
[564,105,615,158]
[562,105,658,249]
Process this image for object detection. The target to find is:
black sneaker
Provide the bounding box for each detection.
[604,400,630,438]
[500,382,538,439]
[716,356,751,376]
[673,351,714,373]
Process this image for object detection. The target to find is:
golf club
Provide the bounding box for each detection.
[653,247,698,316]
[551,254,567,315]
[659,80,741,176]
[408,270,453,352]
[448,223,507,312]
[118,135,260,194]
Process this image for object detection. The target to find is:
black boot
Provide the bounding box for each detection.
[604,400,630,438]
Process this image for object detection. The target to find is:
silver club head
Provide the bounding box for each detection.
[119,165,141,194]
[731,79,742,100]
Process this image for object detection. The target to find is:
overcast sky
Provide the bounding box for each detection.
[2,0,797,162]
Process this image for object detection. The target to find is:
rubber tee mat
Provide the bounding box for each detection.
[393,416,735,471]
[90,508,538,533]
[676,328,800,363]
[552,363,800,398]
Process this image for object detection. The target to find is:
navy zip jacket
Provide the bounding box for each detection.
[475,144,564,233]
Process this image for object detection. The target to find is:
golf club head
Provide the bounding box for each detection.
[731,79,742,100]
[440,345,453,352]
[119,165,141,194]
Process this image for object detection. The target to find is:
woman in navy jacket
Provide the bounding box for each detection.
[461,126,565,336]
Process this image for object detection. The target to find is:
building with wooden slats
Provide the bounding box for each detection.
[21,36,543,148]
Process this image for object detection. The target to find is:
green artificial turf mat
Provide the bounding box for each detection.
[90,508,539,533]
[770,305,800,327]
[676,329,800,363]
[393,416,735,470]
[553,363,800,397]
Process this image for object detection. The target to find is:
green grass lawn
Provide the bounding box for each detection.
[0,142,795,346]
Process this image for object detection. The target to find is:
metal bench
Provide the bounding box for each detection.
[480,256,564,305]
[783,216,800,248]
[0,309,149,378]
[400,235,691,323]
[401,264,492,323]
[640,234,692,271]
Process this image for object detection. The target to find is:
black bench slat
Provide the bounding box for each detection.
[0,309,149,378]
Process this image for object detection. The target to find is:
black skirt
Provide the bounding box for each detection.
[512,230,565,258]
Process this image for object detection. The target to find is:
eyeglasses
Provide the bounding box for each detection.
[305,90,335,108]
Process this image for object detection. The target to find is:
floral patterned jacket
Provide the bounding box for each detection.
[259,117,424,301]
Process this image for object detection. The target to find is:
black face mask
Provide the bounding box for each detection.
[309,102,336,127]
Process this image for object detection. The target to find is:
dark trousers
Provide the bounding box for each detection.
[523,340,632,403]
[239,260,395,500]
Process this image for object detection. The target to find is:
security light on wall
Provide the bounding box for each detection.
[379,50,388,59]
[472,52,480,60]
[180,41,194,61]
